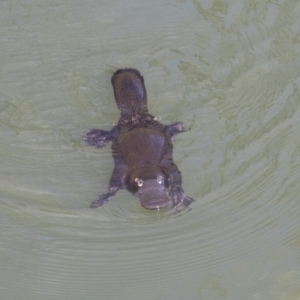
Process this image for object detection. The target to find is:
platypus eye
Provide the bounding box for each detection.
[134,178,143,187]
[157,176,163,184]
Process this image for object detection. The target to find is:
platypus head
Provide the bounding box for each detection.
[129,167,170,210]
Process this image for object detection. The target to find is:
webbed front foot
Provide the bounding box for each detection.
[90,186,120,208]
[85,129,111,148]
[170,186,195,212]
[174,196,194,212]
[90,193,112,208]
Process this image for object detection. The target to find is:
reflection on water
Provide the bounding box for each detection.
[1,0,300,299]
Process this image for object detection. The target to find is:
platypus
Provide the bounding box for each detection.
[85,69,194,211]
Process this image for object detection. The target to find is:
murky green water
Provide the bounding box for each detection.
[1,0,300,299]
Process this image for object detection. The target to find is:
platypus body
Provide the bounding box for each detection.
[85,69,194,211]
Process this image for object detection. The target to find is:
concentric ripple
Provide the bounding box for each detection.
[1,0,300,299]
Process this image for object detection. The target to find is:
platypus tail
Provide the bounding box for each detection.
[111,69,148,115]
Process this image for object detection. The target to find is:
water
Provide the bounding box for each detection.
[1,0,300,299]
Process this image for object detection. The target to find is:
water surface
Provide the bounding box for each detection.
[1,0,300,299]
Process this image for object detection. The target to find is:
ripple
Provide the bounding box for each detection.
[1,0,300,298]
